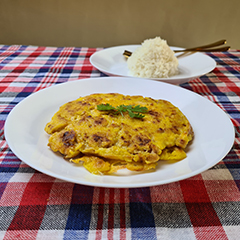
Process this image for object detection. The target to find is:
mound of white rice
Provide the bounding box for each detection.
[127,37,178,78]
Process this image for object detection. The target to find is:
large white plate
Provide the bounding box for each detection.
[90,45,216,85]
[5,77,234,188]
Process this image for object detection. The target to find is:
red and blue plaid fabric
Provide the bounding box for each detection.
[0,45,240,240]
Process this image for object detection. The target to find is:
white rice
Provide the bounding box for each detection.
[127,37,178,78]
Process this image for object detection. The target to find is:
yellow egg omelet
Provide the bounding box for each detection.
[45,93,194,175]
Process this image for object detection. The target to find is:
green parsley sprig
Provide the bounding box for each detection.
[97,103,148,119]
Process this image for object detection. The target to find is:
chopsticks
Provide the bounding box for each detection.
[123,39,230,58]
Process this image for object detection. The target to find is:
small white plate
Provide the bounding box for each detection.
[90,45,216,85]
[5,77,234,188]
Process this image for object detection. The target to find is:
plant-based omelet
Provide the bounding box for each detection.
[45,93,193,175]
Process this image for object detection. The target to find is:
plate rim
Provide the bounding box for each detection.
[4,77,235,188]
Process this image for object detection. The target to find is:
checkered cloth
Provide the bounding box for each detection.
[0,45,240,240]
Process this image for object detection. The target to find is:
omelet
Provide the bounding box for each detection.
[45,93,193,175]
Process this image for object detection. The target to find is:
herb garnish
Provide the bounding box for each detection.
[97,103,148,119]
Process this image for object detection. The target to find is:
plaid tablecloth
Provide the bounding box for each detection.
[0,45,240,240]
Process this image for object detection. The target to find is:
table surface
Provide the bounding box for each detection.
[0,45,240,240]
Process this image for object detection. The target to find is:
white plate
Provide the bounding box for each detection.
[5,77,234,188]
[90,45,216,85]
